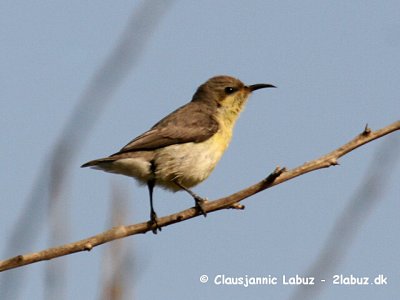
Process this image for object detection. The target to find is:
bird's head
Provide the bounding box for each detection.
[192,75,275,124]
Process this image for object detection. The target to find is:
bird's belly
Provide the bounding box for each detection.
[154,132,230,190]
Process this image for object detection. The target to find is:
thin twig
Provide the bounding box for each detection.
[0,120,399,272]
[290,130,400,300]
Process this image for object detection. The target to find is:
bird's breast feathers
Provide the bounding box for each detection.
[153,126,233,190]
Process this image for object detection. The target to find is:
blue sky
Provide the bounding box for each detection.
[1,1,399,299]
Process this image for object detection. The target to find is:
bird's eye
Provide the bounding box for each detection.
[224,87,236,94]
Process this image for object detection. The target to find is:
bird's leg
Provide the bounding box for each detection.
[147,179,161,234]
[173,180,207,217]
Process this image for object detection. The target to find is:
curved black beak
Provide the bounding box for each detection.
[248,83,276,92]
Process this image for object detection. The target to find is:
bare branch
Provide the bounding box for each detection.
[0,120,399,272]
[290,127,400,300]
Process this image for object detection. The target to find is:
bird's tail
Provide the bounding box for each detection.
[81,157,117,168]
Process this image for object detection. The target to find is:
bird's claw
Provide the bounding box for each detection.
[149,211,162,234]
[194,196,208,217]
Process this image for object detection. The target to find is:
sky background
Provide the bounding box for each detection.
[1,1,399,299]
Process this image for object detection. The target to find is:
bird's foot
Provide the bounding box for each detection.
[173,180,208,217]
[194,196,208,217]
[149,211,162,234]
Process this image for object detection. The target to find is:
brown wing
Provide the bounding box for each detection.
[112,102,219,155]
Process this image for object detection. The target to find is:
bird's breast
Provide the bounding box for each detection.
[154,125,234,190]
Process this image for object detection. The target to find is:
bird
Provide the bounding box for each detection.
[81,75,275,232]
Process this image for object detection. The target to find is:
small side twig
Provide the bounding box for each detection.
[0,120,399,272]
